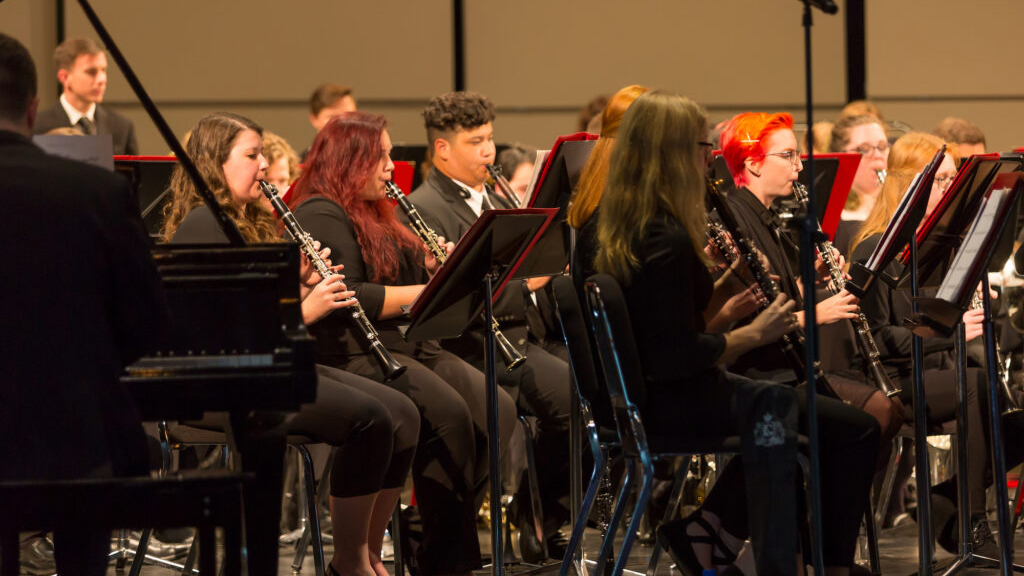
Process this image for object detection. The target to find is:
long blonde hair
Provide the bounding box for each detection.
[849,132,958,257]
[595,91,708,283]
[566,84,650,228]
[161,113,280,243]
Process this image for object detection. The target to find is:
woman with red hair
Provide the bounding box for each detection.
[288,111,518,576]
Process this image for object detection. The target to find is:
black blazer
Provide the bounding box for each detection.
[0,130,167,481]
[33,102,139,155]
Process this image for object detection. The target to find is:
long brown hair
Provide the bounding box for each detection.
[595,91,709,283]
[287,112,423,283]
[566,84,650,228]
[161,113,280,243]
[849,132,958,258]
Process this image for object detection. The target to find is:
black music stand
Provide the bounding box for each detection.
[903,154,1022,289]
[845,147,944,576]
[405,208,557,576]
[511,135,598,278]
[910,173,1024,576]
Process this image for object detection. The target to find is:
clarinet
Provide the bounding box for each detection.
[484,164,522,208]
[384,181,526,372]
[969,290,1022,415]
[705,178,839,398]
[259,181,406,382]
[792,183,901,398]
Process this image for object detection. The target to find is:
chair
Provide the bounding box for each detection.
[554,276,739,576]
[0,472,246,576]
[130,423,332,576]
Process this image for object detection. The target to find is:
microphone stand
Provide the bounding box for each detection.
[799,3,828,575]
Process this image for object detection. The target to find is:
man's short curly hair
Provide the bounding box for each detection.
[422,91,495,145]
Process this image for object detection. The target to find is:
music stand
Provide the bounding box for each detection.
[807,152,860,240]
[114,155,177,236]
[909,172,1024,576]
[901,154,1020,288]
[843,146,944,576]
[510,134,598,278]
[404,208,557,576]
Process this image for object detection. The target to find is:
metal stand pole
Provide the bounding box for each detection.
[799,4,826,575]
[982,275,1016,574]
[911,238,936,576]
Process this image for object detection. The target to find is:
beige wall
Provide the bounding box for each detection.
[2,0,1020,154]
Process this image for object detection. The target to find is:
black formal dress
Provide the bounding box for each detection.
[33,102,138,155]
[408,167,574,531]
[293,195,518,576]
[169,206,420,497]
[0,129,167,574]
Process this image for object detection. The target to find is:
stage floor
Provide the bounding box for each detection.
[91,516,1023,576]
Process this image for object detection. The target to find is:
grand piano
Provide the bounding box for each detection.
[122,243,317,576]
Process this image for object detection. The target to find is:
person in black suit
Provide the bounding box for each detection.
[0,33,166,575]
[31,37,138,155]
[406,91,574,560]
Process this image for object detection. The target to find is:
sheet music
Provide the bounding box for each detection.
[523,150,550,206]
[936,188,1005,301]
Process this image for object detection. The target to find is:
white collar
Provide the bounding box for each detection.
[452,178,489,216]
[60,93,96,126]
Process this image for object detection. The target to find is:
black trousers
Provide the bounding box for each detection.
[647,374,879,574]
[342,348,518,576]
[461,340,573,529]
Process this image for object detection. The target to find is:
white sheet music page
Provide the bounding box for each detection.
[867,171,922,270]
[935,188,1005,302]
[523,150,550,206]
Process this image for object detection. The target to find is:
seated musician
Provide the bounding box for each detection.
[718,111,903,440]
[594,90,879,576]
[406,91,573,559]
[849,131,1024,557]
[286,111,518,576]
[568,84,650,292]
[160,112,420,576]
[0,33,167,576]
[828,114,890,255]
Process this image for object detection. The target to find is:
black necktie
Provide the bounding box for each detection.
[77,117,95,135]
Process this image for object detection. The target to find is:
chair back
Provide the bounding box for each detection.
[551,276,615,430]
[584,274,650,457]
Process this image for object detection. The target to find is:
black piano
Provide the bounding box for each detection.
[122,243,317,576]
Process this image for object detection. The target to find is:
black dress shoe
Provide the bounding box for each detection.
[545,531,569,560]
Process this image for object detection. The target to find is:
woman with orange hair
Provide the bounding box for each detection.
[568,84,650,289]
[717,112,902,434]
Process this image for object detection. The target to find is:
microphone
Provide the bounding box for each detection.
[802,0,838,14]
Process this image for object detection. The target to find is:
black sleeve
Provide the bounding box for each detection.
[852,237,954,361]
[168,206,230,244]
[99,175,169,365]
[630,227,726,382]
[294,199,388,321]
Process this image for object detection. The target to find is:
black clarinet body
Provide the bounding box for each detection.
[705,178,838,398]
[259,181,406,382]
[384,181,526,372]
[792,183,901,398]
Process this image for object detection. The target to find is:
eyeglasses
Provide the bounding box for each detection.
[933,175,956,190]
[764,149,802,166]
[845,142,890,156]
[698,141,714,149]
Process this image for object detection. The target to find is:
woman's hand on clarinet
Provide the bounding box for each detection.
[424,236,455,276]
[748,293,798,345]
[962,307,985,342]
[299,241,332,287]
[301,272,357,325]
[814,289,860,325]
